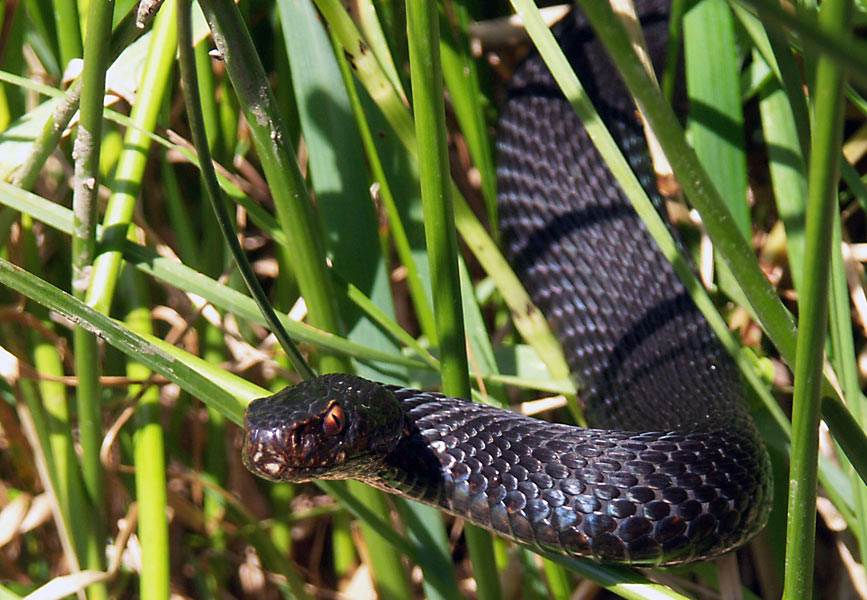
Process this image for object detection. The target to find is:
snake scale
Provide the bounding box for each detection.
[243,1,772,566]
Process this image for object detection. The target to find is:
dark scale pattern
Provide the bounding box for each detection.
[498,3,742,433]
[243,0,772,567]
[491,0,770,562]
[371,388,770,566]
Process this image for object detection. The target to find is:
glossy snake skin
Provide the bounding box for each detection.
[243,1,772,566]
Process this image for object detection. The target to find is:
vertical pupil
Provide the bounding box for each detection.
[324,405,344,435]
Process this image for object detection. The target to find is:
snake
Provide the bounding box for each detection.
[242,0,772,566]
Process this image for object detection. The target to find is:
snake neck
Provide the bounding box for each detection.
[367,390,464,505]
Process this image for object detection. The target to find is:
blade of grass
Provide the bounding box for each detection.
[684,0,749,238]
[121,268,170,600]
[332,28,438,343]
[732,0,867,89]
[20,217,91,583]
[405,0,467,399]
[730,2,811,158]
[276,0,403,385]
[9,9,152,191]
[178,0,313,381]
[72,0,116,594]
[405,2,488,597]
[439,3,498,228]
[0,257,248,424]
[757,66,808,291]
[4,171,580,393]
[197,0,346,375]
[452,198,574,410]
[313,0,416,152]
[1,178,433,368]
[331,35,437,345]
[683,0,752,314]
[280,2,456,590]
[0,256,311,598]
[12,397,84,598]
[53,0,82,67]
[352,0,407,104]
[315,0,573,400]
[828,224,867,564]
[85,0,178,316]
[753,48,808,575]
[783,0,852,596]
[540,550,691,600]
[661,0,686,104]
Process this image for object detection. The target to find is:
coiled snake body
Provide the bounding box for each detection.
[243,1,772,566]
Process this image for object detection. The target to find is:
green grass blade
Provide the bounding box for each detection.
[52,0,82,67]
[7,11,149,190]
[198,0,347,375]
[733,0,867,88]
[0,257,249,423]
[0,257,312,598]
[406,0,468,396]
[276,0,402,384]
[828,223,867,565]
[85,0,178,316]
[122,270,170,600]
[0,179,433,368]
[731,3,811,158]
[783,0,852,596]
[316,0,572,401]
[18,216,90,575]
[684,0,749,237]
[178,0,315,381]
[353,0,407,103]
[439,4,498,227]
[683,0,751,327]
[313,0,417,153]
[332,29,438,342]
[541,551,691,600]
[405,1,478,597]
[195,3,418,595]
[757,65,808,290]
[72,0,117,594]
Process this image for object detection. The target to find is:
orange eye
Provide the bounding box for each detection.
[323,404,345,436]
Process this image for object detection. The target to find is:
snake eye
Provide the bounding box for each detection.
[323,404,345,436]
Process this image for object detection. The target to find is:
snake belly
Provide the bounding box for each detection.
[243,1,772,566]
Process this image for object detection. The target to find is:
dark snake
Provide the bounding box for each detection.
[242,1,772,566]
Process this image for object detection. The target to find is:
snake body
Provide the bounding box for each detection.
[243,1,772,566]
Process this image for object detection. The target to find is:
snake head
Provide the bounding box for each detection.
[242,374,405,483]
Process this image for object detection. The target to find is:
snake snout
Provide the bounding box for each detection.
[242,425,293,482]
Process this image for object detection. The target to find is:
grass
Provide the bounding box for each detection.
[0,0,866,598]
